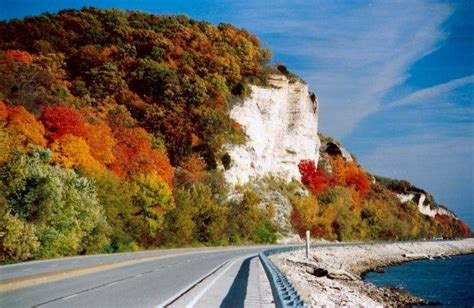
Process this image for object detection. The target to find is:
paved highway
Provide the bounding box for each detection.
[0,246,281,307]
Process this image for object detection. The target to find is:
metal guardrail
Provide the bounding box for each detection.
[259,246,306,307]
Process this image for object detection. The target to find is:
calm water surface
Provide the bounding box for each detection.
[364,253,474,306]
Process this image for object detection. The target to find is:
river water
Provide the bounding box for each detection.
[364,253,474,306]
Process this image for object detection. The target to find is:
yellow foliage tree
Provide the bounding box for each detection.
[290,195,320,237]
[51,134,105,174]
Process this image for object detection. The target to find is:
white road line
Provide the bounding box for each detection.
[185,254,254,308]
[21,268,32,272]
[155,261,229,308]
[62,294,78,300]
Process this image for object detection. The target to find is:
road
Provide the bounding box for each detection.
[0,245,281,307]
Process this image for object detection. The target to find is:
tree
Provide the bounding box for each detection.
[0,51,67,112]
[83,122,116,165]
[290,195,320,238]
[164,182,228,246]
[298,160,329,195]
[93,172,137,252]
[51,134,105,175]
[42,106,85,141]
[110,126,173,186]
[178,154,207,184]
[164,187,198,246]
[0,148,110,259]
[344,162,371,199]
[5,105,47,149]
[130,173,175,246]
[0,213,40,262]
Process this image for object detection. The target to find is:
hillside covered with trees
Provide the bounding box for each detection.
[0,8,469,263]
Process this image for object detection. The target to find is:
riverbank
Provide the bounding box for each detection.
[270,239,474,306]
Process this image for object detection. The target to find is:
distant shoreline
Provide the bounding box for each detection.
[270,239,474,306]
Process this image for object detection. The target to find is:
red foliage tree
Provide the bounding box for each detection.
[298,160,329,195]
[435,214,453,238]
[5,50,33,63]
[458,220,472,238]
[290,210,304,237]
[42,106,85,141]
[0,101,7,121]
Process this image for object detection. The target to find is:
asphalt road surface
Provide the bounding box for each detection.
[0,245,282,307]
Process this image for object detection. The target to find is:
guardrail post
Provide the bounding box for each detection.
[305,230,310,259]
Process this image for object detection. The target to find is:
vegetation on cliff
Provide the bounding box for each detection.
[290,137,471,241]
[0,8,469,263]
[0,8,275,262]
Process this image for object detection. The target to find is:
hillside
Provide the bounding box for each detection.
[0,8,470,263]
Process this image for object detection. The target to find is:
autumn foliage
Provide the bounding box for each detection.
[299,157,371,199]
[293,152,471,241]
[0,8,470,262]
[42,106,86,141]
[5,50,33,63]
[298,160,330,194]
[6,105,47,148]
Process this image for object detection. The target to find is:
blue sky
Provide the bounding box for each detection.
[1,1,473,227]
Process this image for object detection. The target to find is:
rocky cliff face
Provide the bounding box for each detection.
[224,74,320,184]
[397,193,457,219]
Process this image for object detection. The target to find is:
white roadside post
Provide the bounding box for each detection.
[306,230,310,259]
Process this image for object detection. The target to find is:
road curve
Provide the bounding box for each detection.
[0,245,280,307]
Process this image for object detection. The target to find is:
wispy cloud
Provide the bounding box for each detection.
[388,75,474,108]
[223,1,454,138]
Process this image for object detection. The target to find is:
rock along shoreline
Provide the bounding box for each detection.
[270,239,474,307]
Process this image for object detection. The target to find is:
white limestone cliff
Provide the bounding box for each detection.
[224,74,320,185]
[396,193,457,219]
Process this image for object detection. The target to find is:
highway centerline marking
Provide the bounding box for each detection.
[1,245,277,294]
[31,260,206,307]
[0,248,259,293]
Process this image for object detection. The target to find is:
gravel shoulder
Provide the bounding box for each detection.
[270,239,474,307]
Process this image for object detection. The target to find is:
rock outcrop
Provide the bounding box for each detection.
[396,193,457,219]
[224,74,320,185]
[319,138,353,162]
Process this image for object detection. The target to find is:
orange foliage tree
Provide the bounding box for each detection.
[5,50,34,64]
[328,156,371,199]
[179,154,207,183]
[110,126,173,187]
[344,162,371,199]
[5,105,46,148]
[0,101,8,120]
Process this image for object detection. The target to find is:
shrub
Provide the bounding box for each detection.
[0,213,40,262]
[0,148,110,259]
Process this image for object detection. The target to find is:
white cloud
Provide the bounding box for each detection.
[224,1,454,138]
[387,75,474,108]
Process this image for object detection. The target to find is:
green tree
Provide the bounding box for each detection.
[0,213,40,262]
[228,187,277,244]
[0,148,110,259]
[129,173,175,246]
[164,187,198,246]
